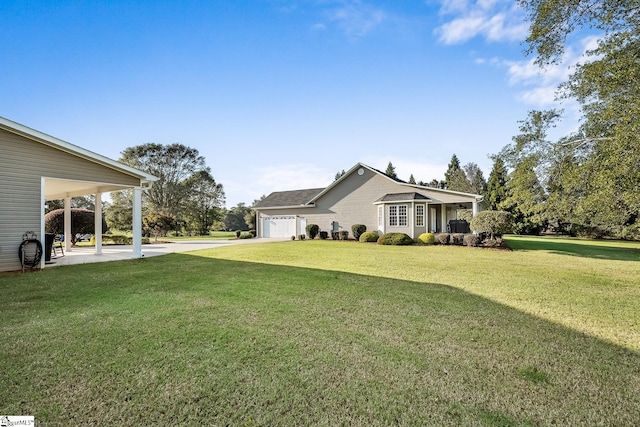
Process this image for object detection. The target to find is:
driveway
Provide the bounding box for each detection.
[46,238,288,267]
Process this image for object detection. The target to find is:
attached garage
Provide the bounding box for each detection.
[262,215,296,238]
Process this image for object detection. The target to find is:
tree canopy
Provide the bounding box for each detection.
[498,0,640,238]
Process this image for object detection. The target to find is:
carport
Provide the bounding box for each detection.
[0,116,157,272]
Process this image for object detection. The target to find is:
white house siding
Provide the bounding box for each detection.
[0,128,141,272]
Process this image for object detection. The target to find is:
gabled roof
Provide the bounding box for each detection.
[0,116,158,183]
[255,162,484,209]
[374,192,430,203]
[254,188,325,209]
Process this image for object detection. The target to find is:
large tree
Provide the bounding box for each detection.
[504,0,640,238]
[119,143,208,215]
[181,170,225,235]
[107,143,224,234]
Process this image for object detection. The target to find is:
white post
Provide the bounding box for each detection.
[132,187,143,258]
[441,205,447,233]
[472,201,479,217]
[64,196,72,252]
[95,192,103,255]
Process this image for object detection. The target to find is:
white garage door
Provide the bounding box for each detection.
[263,216,296,238]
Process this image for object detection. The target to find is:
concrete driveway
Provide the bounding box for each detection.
[46,238,287,268]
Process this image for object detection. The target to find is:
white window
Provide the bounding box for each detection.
[378,206,384,227]
[416,205,425,227]
[389,206,398,226]
[398,205,408,226]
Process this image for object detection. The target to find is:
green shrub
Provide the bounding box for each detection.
[240,232,253,239]
[377,233,413,245]
[463,234,480,247]
[359,231,379,243]
[456,209,473,222]
[470,210,513,239]
[436,233,450,245]
[319,231,329,240]
[417,233,435,245]
[44,208,107,244]
[351,224,367,241]
[331,231,340,240]
[452,233,465,245]
[339,230,349,240]
[305,224,320,239]
[298,234,306,241]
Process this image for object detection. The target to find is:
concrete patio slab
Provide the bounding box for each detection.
[45,238,287,268]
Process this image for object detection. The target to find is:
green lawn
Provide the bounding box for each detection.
[1,236,639,425]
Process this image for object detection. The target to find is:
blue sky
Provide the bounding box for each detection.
[1,0,588,207]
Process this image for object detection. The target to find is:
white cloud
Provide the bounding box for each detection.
[311,0,386,39]
[223,163,334,207]
[435,0,527,44]
[363,156,448,183]
[476,35,601,107]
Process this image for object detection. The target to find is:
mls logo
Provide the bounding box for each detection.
[0,416,9,427]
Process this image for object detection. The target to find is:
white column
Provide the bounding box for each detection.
[472,201,479,216]
[64,196,72,252]
[95,192,103,255]
[441,205,447,233]
[132,187,143,258]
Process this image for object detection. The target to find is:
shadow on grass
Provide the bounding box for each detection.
[1,253,639,425]
[506,236,640,261]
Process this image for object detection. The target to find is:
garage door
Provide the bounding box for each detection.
[262,216,296,238]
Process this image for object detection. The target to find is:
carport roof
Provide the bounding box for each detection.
[0,116,158,199]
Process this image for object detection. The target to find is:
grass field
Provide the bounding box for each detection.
[1,236,639,425]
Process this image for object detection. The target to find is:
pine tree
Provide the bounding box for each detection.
[385,162,398,179]
[486,157,508,210]
[408,174,416,184]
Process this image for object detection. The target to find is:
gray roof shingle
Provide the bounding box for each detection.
[374,192,430,203]
[255,188,325,208]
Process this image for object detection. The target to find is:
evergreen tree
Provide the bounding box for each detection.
[408,174,416,184]
[444,154,461,188]
[334,170,346,180]
[385,162,398,179]
[486,157,508,210]
[463,162,487,195]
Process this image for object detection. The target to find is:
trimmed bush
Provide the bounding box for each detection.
[235,230,242,238]
[417,233,435,245]
[456,209,473,222]
[45,208,107,244]
[298,234,306,241]
[305,224,320,239]
[452,233,465,245]
[463,234,480,247]
[436,233,450,245]
[291,235,296,240]
[240,232,253,239]
[377,233,413,246]
[359,231,379,243]
[339,230,349,240]
[470,210,513,239]
[331,231,340,240]
[351,224,367,241]
[319,231,329,240]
